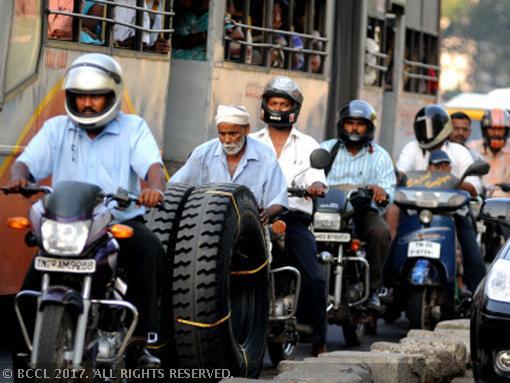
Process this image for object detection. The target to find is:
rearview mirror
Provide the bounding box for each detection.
[480,198,510,226]
[461,160,490,179]
[310,148,331,170]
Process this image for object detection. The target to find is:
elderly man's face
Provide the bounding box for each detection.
[218,122,249,155]
[75,94,108,114]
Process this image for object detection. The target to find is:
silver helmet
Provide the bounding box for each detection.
[63,53,123,130]
[261,76,303,129]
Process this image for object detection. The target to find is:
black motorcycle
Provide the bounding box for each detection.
[313,185,382,345]
[4,181,143,379]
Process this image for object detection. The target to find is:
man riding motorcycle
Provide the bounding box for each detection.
[251,76,328,356]
[8,53,166,368]
[320,100,396,310]
[395,104,486,293]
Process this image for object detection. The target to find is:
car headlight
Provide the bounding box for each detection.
[486,259,510,302]
[313,212,341,231]
[41,219,91,256]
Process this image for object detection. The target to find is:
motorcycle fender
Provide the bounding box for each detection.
[408,259,441,286]
[39,285,84,313]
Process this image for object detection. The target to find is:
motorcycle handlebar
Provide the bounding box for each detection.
[1,184,52,197]
[287,187,326,198]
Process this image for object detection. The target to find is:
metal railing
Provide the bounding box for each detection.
[224,19,328,73]
[46,0,174,53]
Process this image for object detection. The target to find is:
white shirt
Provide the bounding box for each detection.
[396,140,482,194]
[114,0,162,45]
[251,127,326,215]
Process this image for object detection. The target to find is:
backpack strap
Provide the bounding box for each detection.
[324,140,342,177]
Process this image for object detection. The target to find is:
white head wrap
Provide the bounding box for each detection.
[215,105,250,126]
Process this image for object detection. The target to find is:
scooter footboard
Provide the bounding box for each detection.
[269,266,302,321]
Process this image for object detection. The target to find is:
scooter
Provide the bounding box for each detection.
[385,160,489,329]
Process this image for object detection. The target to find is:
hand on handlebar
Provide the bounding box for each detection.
[367,185,389,206]
[306,182,327,198]
[5,177,30,193]
[138,188,164,207]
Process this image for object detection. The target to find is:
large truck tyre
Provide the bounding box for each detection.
[144,183,194,363]
[172,184,269,378]
[144,183,194,253]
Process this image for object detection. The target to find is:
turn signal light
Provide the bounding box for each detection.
[271,220,286,235]
[351,239,361,252]
[110,224,134,239]
[7,217,31,230]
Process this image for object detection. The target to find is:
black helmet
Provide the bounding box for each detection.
[336,100,376,145]
[413,104,452,150]
[261,76,303,129]
[481,108,510,151]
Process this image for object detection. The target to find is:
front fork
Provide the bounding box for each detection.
[15,274,139,367]
[331,245,370,310]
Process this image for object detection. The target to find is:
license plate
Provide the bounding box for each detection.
[314,232,351,242]
[407,241,441,259]
[35,256,96,274]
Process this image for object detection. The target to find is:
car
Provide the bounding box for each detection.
[471,198,510,382]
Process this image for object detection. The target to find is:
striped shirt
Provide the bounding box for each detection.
[320,139,396,202]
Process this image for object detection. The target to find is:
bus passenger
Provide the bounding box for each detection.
[251,77,328,356]
[8,53,165,369]
[170,104,288,224]
[48,0,74,40]
[114,0,170,54]
[172,0,208,61]
[80,0,104,45]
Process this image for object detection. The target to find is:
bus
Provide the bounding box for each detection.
[0,0,440,303]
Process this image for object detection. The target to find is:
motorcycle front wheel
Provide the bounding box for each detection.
[267,340,296,367]
[33,304,75,382]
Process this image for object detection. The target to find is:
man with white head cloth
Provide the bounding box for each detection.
[170,104,288,223]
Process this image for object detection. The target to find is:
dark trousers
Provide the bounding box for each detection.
[281,211,327,346]
[353,210,391,289]
[18,217,163,338]
[455,214,486,293]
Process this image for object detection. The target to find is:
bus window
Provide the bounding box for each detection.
[45,1,173,54]
[223,0,328,74]
[5,0,42,93]
[403,29,439,96]
[172,0,209,61]
[364,17,389,88]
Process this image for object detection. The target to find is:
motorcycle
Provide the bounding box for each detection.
[266,149,330,366]
[313,184,383,345]
[4,181,143,378]
[385,160,489,329]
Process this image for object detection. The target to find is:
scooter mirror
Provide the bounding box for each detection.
[462,160,490,179]
[310,148,331,170]
[480,199,510,227]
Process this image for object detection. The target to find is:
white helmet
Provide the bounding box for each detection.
[63,53,123,130]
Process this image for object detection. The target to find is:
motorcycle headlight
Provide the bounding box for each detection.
[486,259,510,302]
[41,219,91,256]
[313,212,341,231]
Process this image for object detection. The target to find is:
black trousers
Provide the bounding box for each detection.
[281,211,327,346]
[454,214,486,293]
[353,210,391,289]
[18,216,163,338]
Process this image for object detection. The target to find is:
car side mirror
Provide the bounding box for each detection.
[480,198,510,226]
[310,148,331,170]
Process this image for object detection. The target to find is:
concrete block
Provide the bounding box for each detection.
[276,360,373,382]
[434,319,470,331]
[371,341,462,382]
[315,350,426,383]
